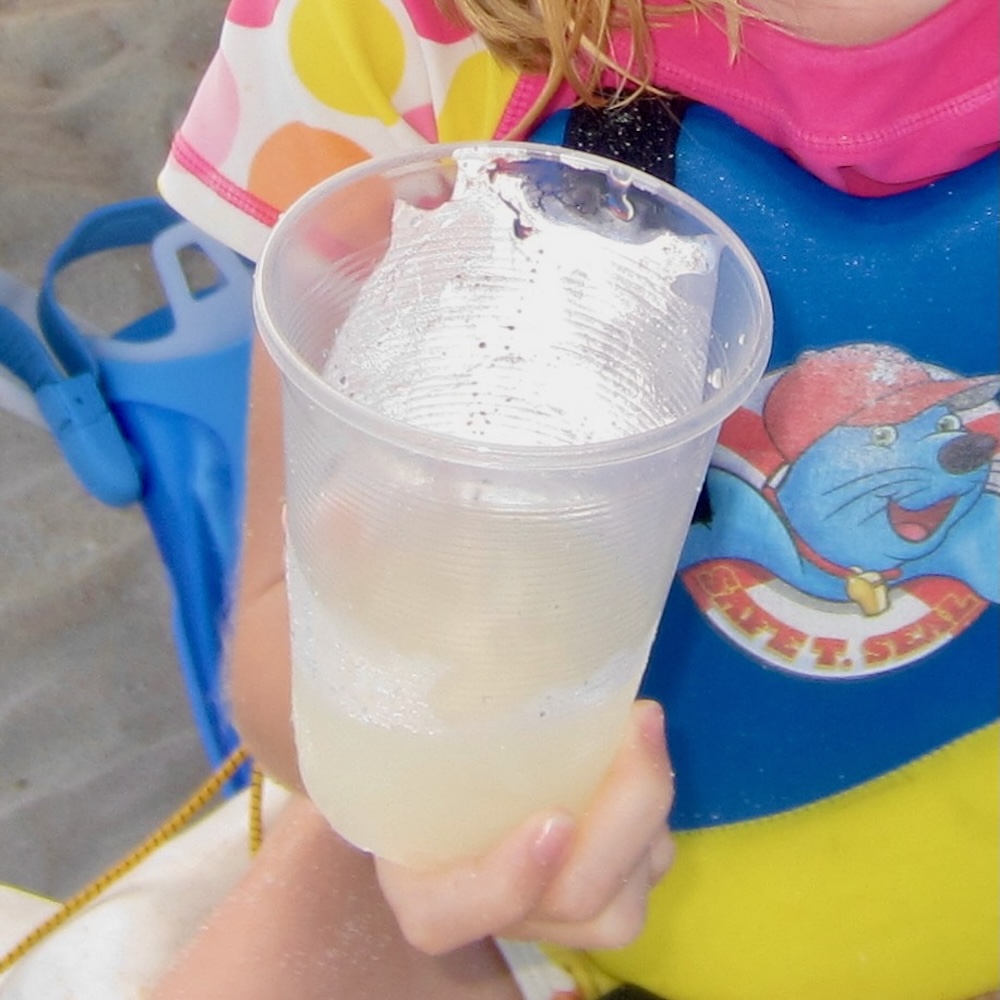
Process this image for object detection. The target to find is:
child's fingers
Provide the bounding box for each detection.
[376,699,674,955]
[509,840,670,950]
[375,810,576,955]
[533,700,674,926]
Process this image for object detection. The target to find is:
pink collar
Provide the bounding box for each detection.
[496,0,999,195]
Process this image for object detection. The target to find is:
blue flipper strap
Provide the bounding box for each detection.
[0,197,256,777]
[0,300,141,507]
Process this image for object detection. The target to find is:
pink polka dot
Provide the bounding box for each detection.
[400,0,472,43]
[181,52,240,165]
[403,104,438,142]
[226,0,280,28]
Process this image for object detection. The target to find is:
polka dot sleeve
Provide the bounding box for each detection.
[159,0,518,261]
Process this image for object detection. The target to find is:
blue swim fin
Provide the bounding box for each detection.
[0,198,254,783]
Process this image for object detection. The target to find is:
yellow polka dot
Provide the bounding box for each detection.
[289,0,404,124]
[436,50,518,142]
[248,122,371,211]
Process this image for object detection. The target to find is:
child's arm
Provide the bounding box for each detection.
[224,337,302,792]
[225,339,676,955]
[151,792,523,1000]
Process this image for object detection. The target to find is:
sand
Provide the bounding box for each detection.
[0,0,232,898]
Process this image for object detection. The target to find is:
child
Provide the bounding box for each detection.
[153,0,998,997]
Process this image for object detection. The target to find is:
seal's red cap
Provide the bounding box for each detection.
[763,345,999,464]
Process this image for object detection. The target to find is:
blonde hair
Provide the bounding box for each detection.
[442,0,744,134]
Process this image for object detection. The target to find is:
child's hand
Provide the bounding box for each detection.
[375,699,674,955]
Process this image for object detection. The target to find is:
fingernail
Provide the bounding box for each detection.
[531,814,574,867]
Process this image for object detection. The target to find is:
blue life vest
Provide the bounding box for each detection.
[533,99,998,999]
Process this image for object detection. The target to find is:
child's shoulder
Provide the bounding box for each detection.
[160,0,518,259]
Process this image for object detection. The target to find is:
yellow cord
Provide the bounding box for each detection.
[249,761,265,855]
[0,746,252,975]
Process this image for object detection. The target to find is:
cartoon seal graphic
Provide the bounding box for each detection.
[679,343,999,677]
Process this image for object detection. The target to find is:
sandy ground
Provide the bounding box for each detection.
[0,0,232,899]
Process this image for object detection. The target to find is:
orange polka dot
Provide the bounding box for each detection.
[248,122,372,211]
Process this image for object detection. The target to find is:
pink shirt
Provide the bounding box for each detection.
[497,0,999,195]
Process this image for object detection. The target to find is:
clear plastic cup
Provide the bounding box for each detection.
[254,142,772,867]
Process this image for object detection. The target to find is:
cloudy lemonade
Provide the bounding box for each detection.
[287,499,656,867]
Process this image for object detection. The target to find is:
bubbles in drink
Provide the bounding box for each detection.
[287,520,653,865]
